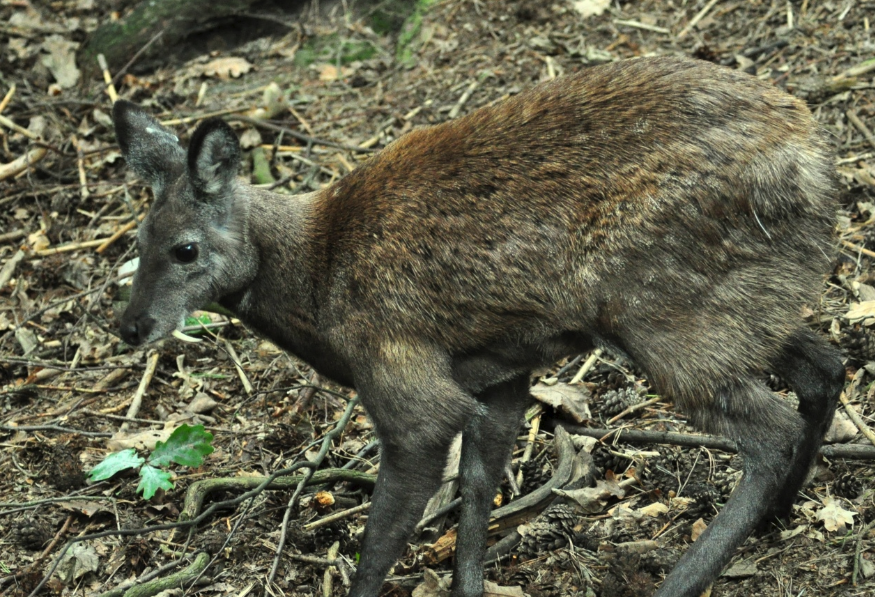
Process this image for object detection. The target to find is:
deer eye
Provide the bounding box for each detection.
[174,243,199,263]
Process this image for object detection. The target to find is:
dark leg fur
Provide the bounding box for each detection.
[768,328,844,517]
[656,329,843,597]
[656,380,803,596]
[350,439,455,597]
[452,376,531,597]
[349,361,479,597]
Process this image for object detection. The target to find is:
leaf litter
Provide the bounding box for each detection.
[0,0,874,596]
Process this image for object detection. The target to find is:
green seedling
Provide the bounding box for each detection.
[88,424,214,499]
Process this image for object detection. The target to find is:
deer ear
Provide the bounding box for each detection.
[187,118,241,197]
[112,100,184,191]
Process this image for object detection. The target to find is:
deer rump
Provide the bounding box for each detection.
[113,56,843,597]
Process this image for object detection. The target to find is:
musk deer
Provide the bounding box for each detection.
[113,56,843,597]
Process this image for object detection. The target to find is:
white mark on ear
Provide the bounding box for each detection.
[145,125,179,143]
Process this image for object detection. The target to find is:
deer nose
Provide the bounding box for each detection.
[120,315,155,346]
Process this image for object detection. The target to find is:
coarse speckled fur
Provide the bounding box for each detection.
[114,56,844,597]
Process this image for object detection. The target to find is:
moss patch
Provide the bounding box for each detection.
[294,35,378,68]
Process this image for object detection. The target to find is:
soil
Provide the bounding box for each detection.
[1,1,875,596]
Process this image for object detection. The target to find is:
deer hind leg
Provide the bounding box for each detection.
[452,374,532,597]
[767,328,844,517]
[655,378,807,597]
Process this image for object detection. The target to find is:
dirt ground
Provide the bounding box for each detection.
[2,0,875,596]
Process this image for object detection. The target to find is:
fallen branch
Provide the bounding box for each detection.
[180,468,376,522]
[95,551,210,597]
[548,420,875,460]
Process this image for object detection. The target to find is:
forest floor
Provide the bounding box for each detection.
[2,0,875,596]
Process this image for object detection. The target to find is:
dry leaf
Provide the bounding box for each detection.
[554,478,624,513]
[186,392,218,413]
[40,35,80,89]
[844,301,875,323]
[722,560,757,578]
[779,524,807,541]
[202,57,253,79]
[637,502,669,517]
[107,428,173,452]
[412,568,451,597]
[529,382,591,422]
[690,518,708,541]
[816,496,855,532]
[824,411,858,443]
[28,230,50,252]
[483,581,527,596]
[317,63,353,81]
[56,542,99,584]
[571,0,610,19]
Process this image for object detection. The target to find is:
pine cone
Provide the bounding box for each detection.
[11,517,52,550]
[682,483,719,520]
[834,473,863,500]
[517,503,577,557]
[314,520,351,551]
[592,443,627,475]
[711,469,741,501]
[646,447,682,494]
[839,322,875,361]
[599,387,643,417]
[519,460,552,495]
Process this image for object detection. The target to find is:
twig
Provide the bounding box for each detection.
[613,19,671,34]
[836,152,875,165]
[110,30,165,90]
[91,557,187,597]
[121,351,159,430]
[93,367,130,391]
[0,495,117,517]
[227,115,373,153]
[0,84,15,113]
[516,405,543,487]
[0,146,47,181]
[0,228,26,243]
[324,541,340,597]
[287,553,341,566]
[0,249,25,289]
[607,395,662,425]
[839,369,875,448]
[95,214,143,254]
[570,348,603,384]
[223,339,253,395]
[35,237,118,256]
[33,514,74,567]
[304,501,372,531]
[0,423,111,437]
[677,0,721,39]
[847,110,875,152]
[841,240,875,259]
[0,113,38,139]
[72,136,90,200]
[836,57,875,80]
[448,79,481,119]
[96,54,118,103]
[95,552,210,597]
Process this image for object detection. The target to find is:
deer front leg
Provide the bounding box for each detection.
[348,343,481,597]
